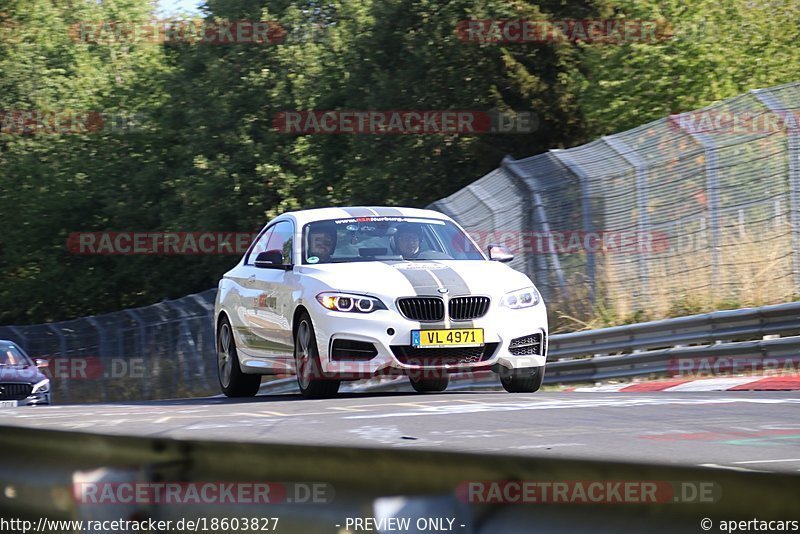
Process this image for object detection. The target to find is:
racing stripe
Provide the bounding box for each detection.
[385,261,440,295]
[383,261,477,328]
[374,206,403,216]
[429,262,471,296]
[342,206,405,217]
[424,268,452,329]
[341,207,375,217]
[429,263,476,328]
[331,207,354,219]
[384,262,450,329]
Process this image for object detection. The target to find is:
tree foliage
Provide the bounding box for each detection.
[1,0,797,323]
[577,0,800,135]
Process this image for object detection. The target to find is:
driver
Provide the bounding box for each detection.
[395,223,423,259]
[307,225,337,263]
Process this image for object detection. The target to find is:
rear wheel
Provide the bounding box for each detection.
[217,317,261,397]
[409,374,449,393]
[500,366,544,393]
[295,313,340,398]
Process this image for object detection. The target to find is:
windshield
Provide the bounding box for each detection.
[302,217,485,264]
[0,343,32,367]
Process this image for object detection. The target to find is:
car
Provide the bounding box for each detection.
[214,206,548,398]
[0,340,51,406]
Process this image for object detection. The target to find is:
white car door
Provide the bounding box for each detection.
[245,220,296,362]
[228,225,273,355]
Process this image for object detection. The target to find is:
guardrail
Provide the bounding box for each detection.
[6,290,798,400]
[548,301,800,383]
[549,301,800,359]
[325,301,800,394]
[1,425,798,531]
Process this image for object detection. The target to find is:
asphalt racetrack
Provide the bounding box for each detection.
[1,391,799,473]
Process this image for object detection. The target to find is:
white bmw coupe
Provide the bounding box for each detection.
[215,206,547,398]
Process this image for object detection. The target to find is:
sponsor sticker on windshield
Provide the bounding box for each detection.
[334,216,405,224]
[331,216,445,225]
[392,262,449,270]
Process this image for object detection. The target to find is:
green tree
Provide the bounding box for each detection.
[577,0,800,136]
[0,0,173,323]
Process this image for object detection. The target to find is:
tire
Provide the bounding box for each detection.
[217,317,261,397]
[500,366,544,393]
[294,313,340,398]
[409,374,449,393]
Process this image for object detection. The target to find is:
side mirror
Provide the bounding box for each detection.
[254,250,290,269]
[488,244,514,263]
[35,358,49,369]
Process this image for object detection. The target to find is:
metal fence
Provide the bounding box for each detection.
[429,81,800,319]
[3,83,800,402]
[0,289,218,402]
[353,300,800,393]
[3,284,798,402]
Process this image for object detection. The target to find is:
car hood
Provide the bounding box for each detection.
[295,260,534,297]
[0,366,47,383]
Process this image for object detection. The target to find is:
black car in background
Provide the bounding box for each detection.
[0,340,51,406]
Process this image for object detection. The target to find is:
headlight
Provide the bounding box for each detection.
[501,287,540,309]
[32,378,50,394]
[316,292,387,313]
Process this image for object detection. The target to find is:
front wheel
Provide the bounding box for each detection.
[409,374,449,393]
[294,313,340,398]
[500,366,544,393]
[217,317,261,397]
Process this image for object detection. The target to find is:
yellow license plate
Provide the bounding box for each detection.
[411,328,484,348]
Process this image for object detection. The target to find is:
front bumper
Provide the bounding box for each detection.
[21,391,51,405]
[1,391,51,407]
[312,301,547,378]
